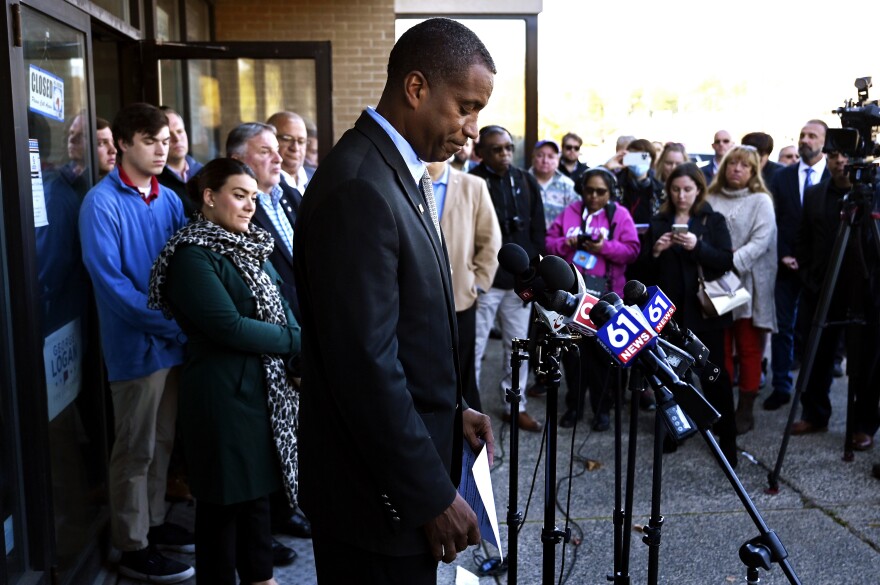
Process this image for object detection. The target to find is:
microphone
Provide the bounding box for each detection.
[589,299,658,366]
[624,280,712,370]
[497,244,569,334]
[497,243,546,304]
[590,298,720,430]
[538,257,601,334]
[538,254,577,294]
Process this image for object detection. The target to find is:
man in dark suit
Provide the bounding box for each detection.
[293,18,496,583]
[226,122,305,566]
[227,122,303,320]
[791,150,880,449]
[702,129,733,185]
[741,131,784,187]
[764,120,829,410]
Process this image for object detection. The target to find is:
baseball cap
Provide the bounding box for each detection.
[534,139,560,153]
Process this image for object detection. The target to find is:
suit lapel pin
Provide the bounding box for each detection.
[418,203,425,213]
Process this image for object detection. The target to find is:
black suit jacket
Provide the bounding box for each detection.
[251,178,302,320]
[293,112,463,555]
[770,163,830,261]
[702,159,718,185]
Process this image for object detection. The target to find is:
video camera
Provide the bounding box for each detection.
[825,77,880,161]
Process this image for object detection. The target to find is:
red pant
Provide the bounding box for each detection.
[724,318,766,394]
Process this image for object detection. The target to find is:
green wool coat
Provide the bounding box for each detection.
[165,244,301,505]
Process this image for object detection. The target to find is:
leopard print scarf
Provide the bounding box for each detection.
[148,218,299,506]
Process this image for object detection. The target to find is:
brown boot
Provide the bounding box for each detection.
[735,392,756,435]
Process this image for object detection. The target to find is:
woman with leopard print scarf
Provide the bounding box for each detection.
[148,158,300,585]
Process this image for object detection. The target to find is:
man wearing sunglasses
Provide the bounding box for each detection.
[558,132,589,188]
[470,125,546,432]
[703,129,734,184]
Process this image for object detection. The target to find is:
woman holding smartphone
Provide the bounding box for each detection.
[546,168,640,430]
[650,163,737,466]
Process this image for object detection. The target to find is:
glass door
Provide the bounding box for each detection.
[17,2,109,582]
[0,169,25,585]
[143,41,333,164]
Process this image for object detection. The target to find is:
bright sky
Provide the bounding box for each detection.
[536,0,877,164]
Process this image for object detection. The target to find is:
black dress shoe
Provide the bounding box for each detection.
[272,538,297,566]
[762,392,791,411]
[273,511,312,539]
[559,409,580,429]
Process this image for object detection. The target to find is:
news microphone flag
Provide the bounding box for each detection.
[594,305,658,367]
[638,286,676,334]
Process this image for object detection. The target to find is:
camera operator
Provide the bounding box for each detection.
[471,125,546,431]
[791,150,880,450]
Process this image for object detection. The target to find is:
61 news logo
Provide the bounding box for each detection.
[595,307,657,366]
[640,287,676,333]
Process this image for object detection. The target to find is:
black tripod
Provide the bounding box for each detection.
[506,330,580,585]
[769,173,880,491]
[632,351,803,585]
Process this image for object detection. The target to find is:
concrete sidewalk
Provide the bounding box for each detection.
[100,335,880,584]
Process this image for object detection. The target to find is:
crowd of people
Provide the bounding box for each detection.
[474,122,879,474]
[42,17,880,585]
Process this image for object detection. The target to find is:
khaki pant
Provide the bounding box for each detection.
[108,367,178,551]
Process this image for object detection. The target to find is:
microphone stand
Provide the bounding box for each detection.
[609,365,636,585]
[506,331,579,585]
[506,338,528,585]
[635,356,802,585]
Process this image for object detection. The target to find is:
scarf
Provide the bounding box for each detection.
[148,218,299,506]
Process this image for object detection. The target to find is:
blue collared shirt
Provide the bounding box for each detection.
[365,107,425,188]
[257,184,294,255]
[431,164,449,220]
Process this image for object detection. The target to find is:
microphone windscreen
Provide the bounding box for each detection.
[590,300,615,327]
[600,292,623,311]
[538,255,576,292]
[497,243,530,275]
[623,280,648,306]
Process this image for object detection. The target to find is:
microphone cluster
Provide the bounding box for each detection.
[497,244,711,372]
[497,243,723,442]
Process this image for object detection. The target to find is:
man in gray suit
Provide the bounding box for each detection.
[294,18,496,583]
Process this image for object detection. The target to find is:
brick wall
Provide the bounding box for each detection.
[214,0,395,143]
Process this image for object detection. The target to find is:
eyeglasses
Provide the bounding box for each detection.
[582,187,609,197]
[563,144,580,151]
[489,144,515,155]
[277,134,308,147]
[713,138,731,145]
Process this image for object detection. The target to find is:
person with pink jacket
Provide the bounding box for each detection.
[545,167,640,429]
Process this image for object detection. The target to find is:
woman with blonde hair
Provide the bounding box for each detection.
[705,145,777,434]
[655,142,690,184]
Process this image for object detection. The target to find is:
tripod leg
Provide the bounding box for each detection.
[645,383,667,585]
[769,220,851,492]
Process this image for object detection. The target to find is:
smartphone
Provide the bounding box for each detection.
[672,224,689,234]
[622,151,651,167]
